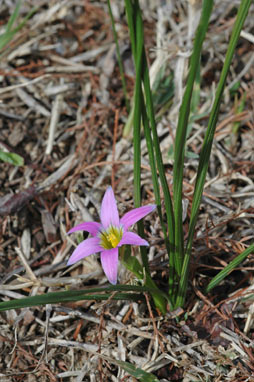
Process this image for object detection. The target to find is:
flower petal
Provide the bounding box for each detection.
[67,237,101,265]
[68,221,101,236]
[100,187,119,228]
[120,205,156,230]
[100,248,118,284]
[118,231,149,247]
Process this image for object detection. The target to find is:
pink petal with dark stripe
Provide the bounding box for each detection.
[119,231,149,247]
[100,187,120,228]
[67,237,101,265]
[120,205,156,230]
[100,247,119,284]
[68,221,101,236]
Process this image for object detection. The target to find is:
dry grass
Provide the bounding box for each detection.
[0,0,254,380]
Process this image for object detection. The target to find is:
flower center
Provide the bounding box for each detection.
[99,225,123,249]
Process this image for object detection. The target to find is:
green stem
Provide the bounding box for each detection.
[173,0,214,283]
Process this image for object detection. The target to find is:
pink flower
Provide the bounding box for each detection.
[67,187,156,284]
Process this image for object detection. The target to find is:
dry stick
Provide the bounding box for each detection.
[240,30,254,44]
[13,247,61,370]
[214,111,250,134]
[93,291,119,382]
[14,247,37,282]
[98,309,105,382]
[14,249,58,369]
[37,304,52,367]
[73,319,83,341]
[2,241,61,284]
[45,65,98,73]
[0,74,51,94]
[45,93,63,156]
[15,87,50,117]
[80,159,234,206]
[38,154,78,191]
[111,109,119,190]
[0,344,55,379]
[144,293,165,353]
[194,287,228,321]
[244,303,254,334]
[15,246,54,368]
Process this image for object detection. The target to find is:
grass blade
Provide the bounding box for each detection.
[176,0,253,307]
[0,284,155,312]
[125,0,175,303]
[173,0,214,280]
[92,352,160,382]
[206,244,254,293]
[132,3,151,276]
[141,97,170,256]
[0,2,37,52]
[115,360,159,381]
[124,1,168,312]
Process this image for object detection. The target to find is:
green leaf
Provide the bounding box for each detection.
[0,150,24,166]
[0,285,156,312]
[206,243,254,293]
[232,92,246,134]
[173,0,214,286]
[176,0,253,308]
[120,246,169,314]
[124,1,171,312]
[152,66,174,110]
[5,0,22,34]
[185,150,199,159]
[229,80,241,95]
[0,1,37,52]
[116,360,159,382]
[93,352,160,382]
[121,245,144,279]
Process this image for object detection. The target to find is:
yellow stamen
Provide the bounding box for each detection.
[99,225,123,250]
[106,232,119,248]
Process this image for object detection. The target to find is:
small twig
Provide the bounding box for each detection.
[14,247,37,282]
[15,87,50,117]
[194,287,228,321]
[111,109,119,190]
[144,293,165,353]
[45,93,63,155]
[244,302,254,334]
[37,304,52,365]
[0,74,50,95]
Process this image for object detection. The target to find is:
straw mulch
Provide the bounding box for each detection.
[0,1,254,381]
